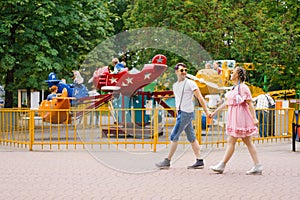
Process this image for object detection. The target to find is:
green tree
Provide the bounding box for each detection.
[109,0,131,34]
[258,0,300,92]
[123,0,300,94]
[0,0,115,107]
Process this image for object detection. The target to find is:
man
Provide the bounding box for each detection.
[253,94,275,137]
[155,63,210,169]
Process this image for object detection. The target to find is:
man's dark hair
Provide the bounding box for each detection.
[174,63,187,70]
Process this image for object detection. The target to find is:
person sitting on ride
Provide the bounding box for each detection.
[112,62,125,74]
[110,57,127,74]
[73,70,84,85]
[47,85,58,101]
[213,61,222,75]
[110,58,119,73]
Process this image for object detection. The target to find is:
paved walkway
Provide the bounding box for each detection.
[1,141,300,200]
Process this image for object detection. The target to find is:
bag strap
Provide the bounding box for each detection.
[178,79,187,111]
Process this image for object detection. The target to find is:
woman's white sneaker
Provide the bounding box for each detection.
[210,162,226,174]
[246,164,263,175]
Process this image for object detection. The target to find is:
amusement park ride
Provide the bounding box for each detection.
[38,54,297,130]
[38,54,173,126]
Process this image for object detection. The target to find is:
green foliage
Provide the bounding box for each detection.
[123,0,300,93]
[108,0,131,34]
[0,0,115,107]
[1,0,299,107]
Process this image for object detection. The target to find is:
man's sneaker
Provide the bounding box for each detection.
[155,158,170,169]
[187,159,204,169]
[246,164,263,175]
[210,162,226,174]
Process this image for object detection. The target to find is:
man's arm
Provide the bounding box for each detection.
[193,89,210,116]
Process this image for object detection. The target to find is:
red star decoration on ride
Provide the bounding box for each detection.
[93,54,168,96]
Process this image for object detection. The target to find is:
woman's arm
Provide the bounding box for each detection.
[247,100,259,125]
[210,101,227,118]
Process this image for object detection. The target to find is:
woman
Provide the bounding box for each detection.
[209,67,262,175]
[47,85,58,101]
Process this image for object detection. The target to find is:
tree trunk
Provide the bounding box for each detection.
[4,69,14,108]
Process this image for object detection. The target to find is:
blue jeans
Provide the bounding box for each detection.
[256,110,267,137]
[170,110,196,142]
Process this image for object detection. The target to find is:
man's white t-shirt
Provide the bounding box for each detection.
[173,79,198,113]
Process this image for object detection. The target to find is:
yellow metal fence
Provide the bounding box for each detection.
[0,107,293,151]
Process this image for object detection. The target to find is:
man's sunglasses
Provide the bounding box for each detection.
[178,69,188,72]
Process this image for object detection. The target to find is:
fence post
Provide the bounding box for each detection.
[29,109,35,151]
[153,108,158,152]
[195,109,202,144]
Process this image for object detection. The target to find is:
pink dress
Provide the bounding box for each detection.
[226,83,258,138]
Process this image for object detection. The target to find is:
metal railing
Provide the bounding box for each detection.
[0,107,293,151]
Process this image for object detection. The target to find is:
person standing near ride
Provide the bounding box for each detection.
[209,67,262,175]
[213,61,222,75]
[46,85,58,101]
[155,63,211,169]
[253,93,275,137]
[205,63,212,69]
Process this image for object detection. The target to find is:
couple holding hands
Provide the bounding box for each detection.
[156,63,262,175]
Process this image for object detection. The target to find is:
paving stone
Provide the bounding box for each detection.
[0,141,299,199]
